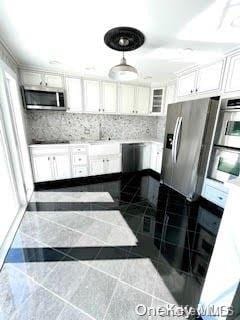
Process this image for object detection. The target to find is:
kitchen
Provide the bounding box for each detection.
[0,1,239,319]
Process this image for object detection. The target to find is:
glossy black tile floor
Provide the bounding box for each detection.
[0,172,223,319]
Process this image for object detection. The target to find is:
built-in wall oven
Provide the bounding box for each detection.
[21,86,66,111]
[208,98,240,183]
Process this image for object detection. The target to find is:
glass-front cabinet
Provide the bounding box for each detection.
[150,88,165,115]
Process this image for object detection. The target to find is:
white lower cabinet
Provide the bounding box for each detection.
[150,143,163,174]
[32,154,54,182]
[53,154,71,180]
[89,158,105,176]
[89,156,121,176]
[32,152,71,182]
[30,141,162,182]
[105,157,121,174]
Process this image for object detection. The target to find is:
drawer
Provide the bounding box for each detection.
[73,166,88,178]
[71,146,87,153]
[72,154,87,165]
[203,184,227,208]
[89,143,121,156]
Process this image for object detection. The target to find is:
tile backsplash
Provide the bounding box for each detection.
[25,111,166,143]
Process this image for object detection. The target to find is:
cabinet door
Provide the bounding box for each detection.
[197,61,223,94]
[65,77,82,112]
[225,54,240,93]
[155,152,163,173]
[89,158,105,176]
[135,87,150,114]
[84,80,100,112]
[119,84,135,114]
[142,144,151,169]
[165,84,176,112]
[44,74,63,88]
[106,157,121,174]
[177,71,196,97]
[21,71,43,86]
[52,154,71,180]
[102,82,117,113]
[32,155,54,182]
[150,144,162,173]
[150,88,164,114]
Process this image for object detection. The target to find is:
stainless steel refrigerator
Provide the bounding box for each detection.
[162,97,219,201]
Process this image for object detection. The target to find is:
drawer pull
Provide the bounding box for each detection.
[218,196,223,200]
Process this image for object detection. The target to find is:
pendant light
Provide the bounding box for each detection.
[104,27,145,82]
[108,52,138,81]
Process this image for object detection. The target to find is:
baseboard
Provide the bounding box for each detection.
[34,170,161,191]
[0,203,27,270]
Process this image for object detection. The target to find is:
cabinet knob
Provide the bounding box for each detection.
[99,109,101,112]
[40,81,43,86]
[45,82,48,86]
[103,109,105,112]
[190,89,193,93]
[48,157,50,160]
[136,110,138,114]
[103,159,105,162]
[53,156,55,160]
[195,88,198,92]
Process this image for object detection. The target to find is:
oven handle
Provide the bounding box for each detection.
[56,92,60,107]
[213,145,240,154]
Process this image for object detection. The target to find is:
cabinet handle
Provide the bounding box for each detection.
[132,110,134,113]
[48,156,50,160]
[45,82,48,86]
[53,156,55,160]
[107,159,109,162]
[136,110,138,114]
[103,109,105,112]
[195,88,198,92]
[103,159,105,162]
[99,109,101,112]
[190,89,193,93]
[218,196,223,200]
[40,81,43,86]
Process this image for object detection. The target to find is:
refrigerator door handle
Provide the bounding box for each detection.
[173,116,182,163]
[172,117,180,163]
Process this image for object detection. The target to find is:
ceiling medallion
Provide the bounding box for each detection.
[104,27,145,81]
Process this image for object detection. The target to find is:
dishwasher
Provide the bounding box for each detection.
[122,143,147,172]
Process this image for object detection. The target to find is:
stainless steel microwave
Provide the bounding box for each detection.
[21,85,66,111]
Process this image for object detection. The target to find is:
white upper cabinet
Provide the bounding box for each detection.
[177,71,197,97]
[102,82,117,113]
[135,86,150,114]
[65,77,83,113]
[21,71,43,86]
[165,83,176,111]
[197,61,224,94]
[84,80,100,113]
[21,70,63,88]
[44,74,63,88]
[150,88,165,115]
[225,54,240,93]
[119,84,135,114]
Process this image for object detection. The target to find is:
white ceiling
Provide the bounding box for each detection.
[0,0,240,84]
